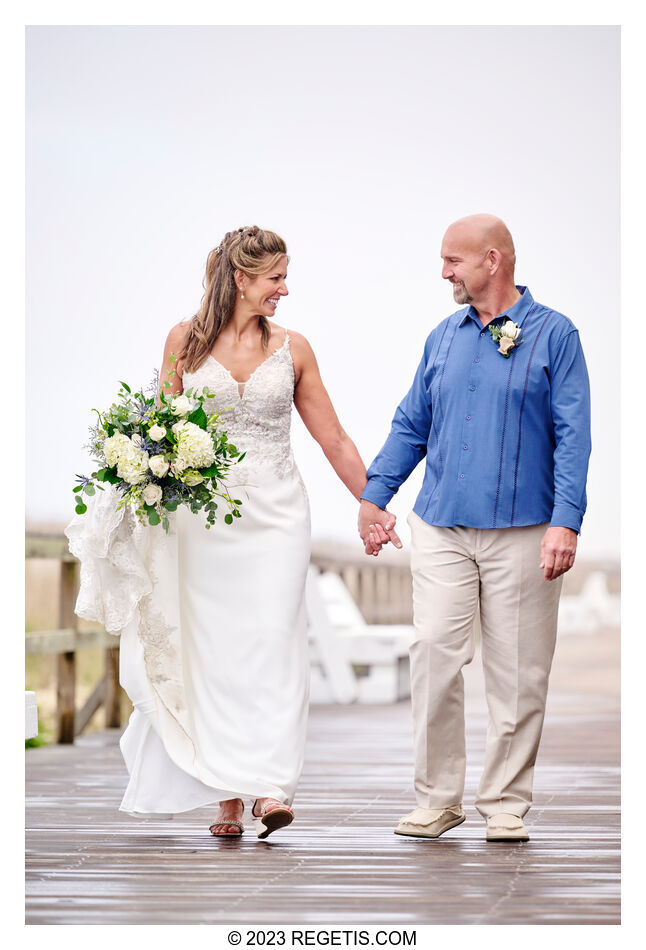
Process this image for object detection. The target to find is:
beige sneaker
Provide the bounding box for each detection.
[486,813,529,841]
[394,804,466,838]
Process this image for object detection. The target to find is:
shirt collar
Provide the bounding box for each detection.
[459,286,534,328]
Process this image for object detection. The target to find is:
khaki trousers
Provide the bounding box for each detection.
[407,512,563,818]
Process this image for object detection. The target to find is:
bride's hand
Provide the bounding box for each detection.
[358,501,402,556]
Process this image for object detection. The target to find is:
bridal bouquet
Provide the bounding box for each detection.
[73,370,244,531]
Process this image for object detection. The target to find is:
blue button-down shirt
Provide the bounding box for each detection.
[361,287,591,533]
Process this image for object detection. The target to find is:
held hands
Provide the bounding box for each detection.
[358,499,403,557]
[540,525,578,580]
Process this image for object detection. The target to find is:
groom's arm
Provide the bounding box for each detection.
[359,345,433,547]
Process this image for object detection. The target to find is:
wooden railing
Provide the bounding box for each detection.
[26,534,122,744]
[26,532,413,744]
[309,542,413,625]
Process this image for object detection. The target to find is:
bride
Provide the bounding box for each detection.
[69,225,398,840]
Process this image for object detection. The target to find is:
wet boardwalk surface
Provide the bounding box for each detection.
[25,627,620,925]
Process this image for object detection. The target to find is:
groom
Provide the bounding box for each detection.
[359,214,591,841]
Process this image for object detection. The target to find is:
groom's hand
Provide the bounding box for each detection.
[540,525,578,580]
[358,499,402,557]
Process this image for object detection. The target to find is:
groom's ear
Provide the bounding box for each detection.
[487,248,502,276]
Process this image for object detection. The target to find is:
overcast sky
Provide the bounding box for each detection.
[26,24,619,559]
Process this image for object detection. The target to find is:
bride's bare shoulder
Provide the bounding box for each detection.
[165,320,192,349]
[285,328,318,366]
[283,328,313,354]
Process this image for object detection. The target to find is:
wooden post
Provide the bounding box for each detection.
[359,567,376,623]
[56,560,78,744]
[104,646,121,728]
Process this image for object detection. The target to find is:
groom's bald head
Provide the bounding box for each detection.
[442,214,516,274]
[440,214,517,306]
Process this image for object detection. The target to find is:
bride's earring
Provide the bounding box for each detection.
[240,293,245,299]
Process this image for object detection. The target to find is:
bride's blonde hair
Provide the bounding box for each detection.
[180,226,288,373]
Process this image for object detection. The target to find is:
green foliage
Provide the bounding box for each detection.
[188,406,208,428]
[25,734,48,749]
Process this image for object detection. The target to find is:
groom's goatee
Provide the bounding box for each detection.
[452,282,472,304]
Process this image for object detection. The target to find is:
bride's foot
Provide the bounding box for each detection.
[251,798,294,839]
[209,798,244,837]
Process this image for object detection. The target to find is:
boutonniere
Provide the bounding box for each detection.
[489,320,524,358]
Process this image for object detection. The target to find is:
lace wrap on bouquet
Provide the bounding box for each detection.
[65,485,189,721]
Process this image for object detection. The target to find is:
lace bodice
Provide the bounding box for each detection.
[182,333,297,482]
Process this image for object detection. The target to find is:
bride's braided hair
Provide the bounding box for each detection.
[180,226,288,373]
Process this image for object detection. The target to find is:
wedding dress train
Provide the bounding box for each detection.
[66,332,311,815]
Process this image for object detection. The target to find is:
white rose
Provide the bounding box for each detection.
[502,320,521,340]
[149,455,170,477]
[142,483,163,507]
[171,457,188,474]
[170,395,192,416]
[148,424,167,441]
[103,432,131,467]
[183,470,205,486]
[131,433,143,448]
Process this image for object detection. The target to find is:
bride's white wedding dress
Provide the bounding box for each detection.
[65,332,311,815]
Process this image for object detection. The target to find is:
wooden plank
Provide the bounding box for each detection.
[104,647,121,728]
[25,626,620,926]
[55,651,75,744]
[56,560,78,744]
[26,533,74,559]
[75,675,106,735]
[26,628,117,654]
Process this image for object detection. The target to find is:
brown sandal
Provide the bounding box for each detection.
[251,799,294,839]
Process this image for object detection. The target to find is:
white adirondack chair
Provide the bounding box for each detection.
[307,568,413,704]
[558,570,621,635]
[25,691,38,740]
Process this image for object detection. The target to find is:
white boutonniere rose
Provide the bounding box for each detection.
[501,320,522,341]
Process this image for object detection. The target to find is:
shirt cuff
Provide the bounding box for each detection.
[550,503,583,534]
[360,481,395,510]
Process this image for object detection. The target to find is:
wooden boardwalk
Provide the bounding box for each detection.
[25,626,620,926]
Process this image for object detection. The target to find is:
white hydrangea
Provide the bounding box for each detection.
[172,421,215,471]
[103,432,131,467]
[116,444,150,485]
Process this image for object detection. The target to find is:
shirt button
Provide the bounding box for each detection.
[463,444,468,450]
[480,331,486,337]
[459,473,465,478]
[474,358,480,363]
[469,385,475,391]
[466,415,471,420]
